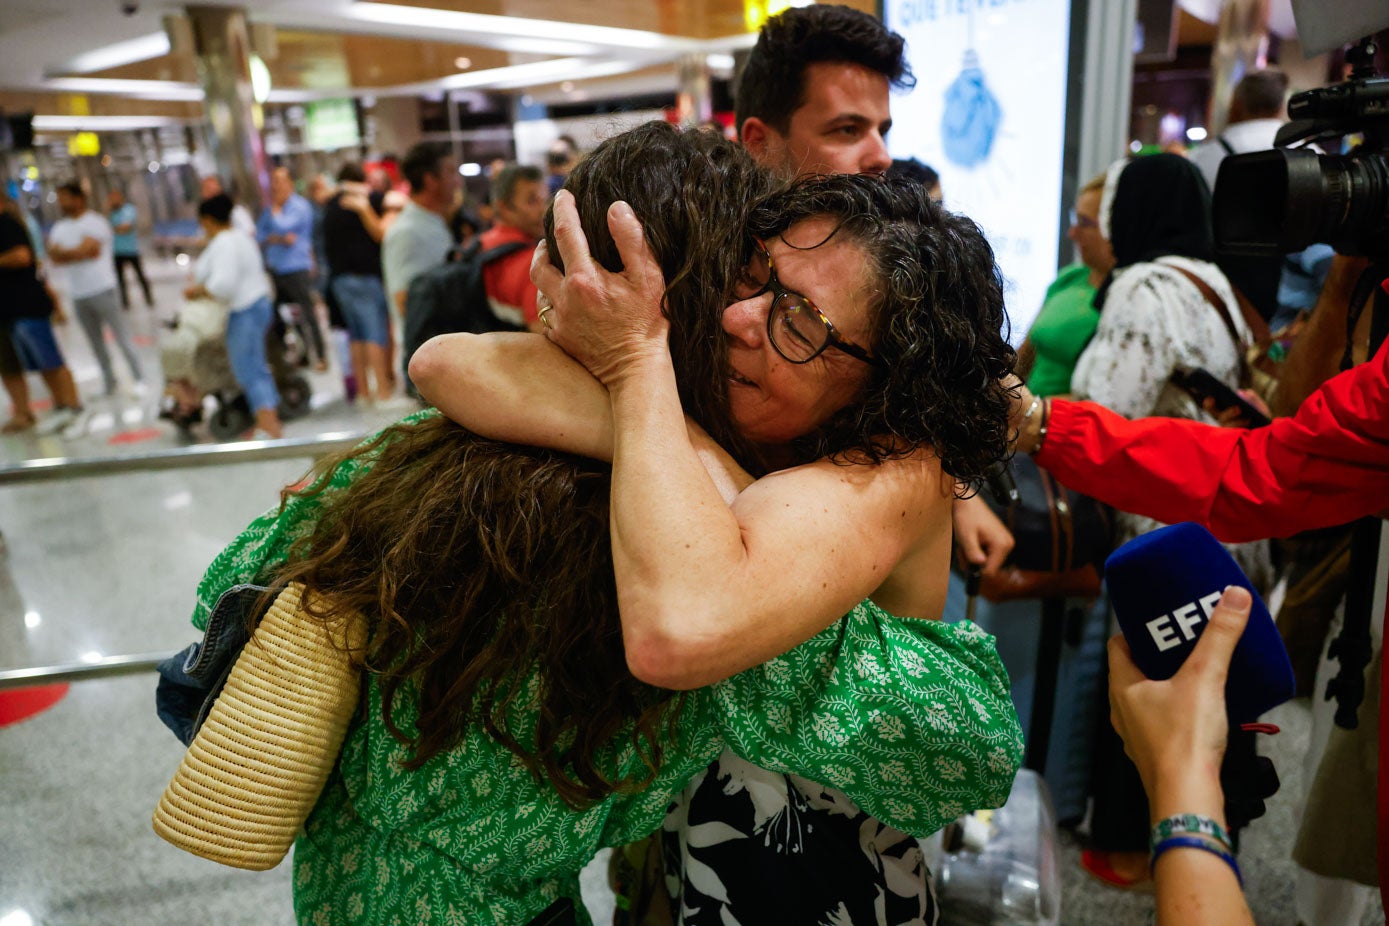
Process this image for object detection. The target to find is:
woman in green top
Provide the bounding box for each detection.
[190,124,1022,924]
[1017,172,1114,397]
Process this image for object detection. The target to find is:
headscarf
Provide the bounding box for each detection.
[1094,153,1215,310]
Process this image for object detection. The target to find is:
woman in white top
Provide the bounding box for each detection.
[1070,153,1270,886]
[183,194,283,438]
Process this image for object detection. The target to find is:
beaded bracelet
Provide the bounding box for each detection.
[1150,835,1243,887]
[1150,813,1233,853]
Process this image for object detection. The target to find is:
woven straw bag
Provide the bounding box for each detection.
[152,582,365,870]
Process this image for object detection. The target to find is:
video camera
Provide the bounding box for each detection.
[1214,36,1389,258]
[1212,2,1389,736]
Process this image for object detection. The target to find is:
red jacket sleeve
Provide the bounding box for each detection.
[1036,339,1389,543]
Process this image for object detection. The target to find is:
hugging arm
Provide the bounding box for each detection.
[532,192,947,690]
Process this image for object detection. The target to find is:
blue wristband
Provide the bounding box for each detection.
[1150,835,1243,887]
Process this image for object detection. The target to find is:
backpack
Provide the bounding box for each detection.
[401,238,532,373]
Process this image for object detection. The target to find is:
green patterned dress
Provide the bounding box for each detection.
[189,412,1024,925]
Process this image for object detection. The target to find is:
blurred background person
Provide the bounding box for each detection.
[323,162,394,403]
[184,194,282,440]
[888,156,942,202]
[46,182,146,402]
[478,164,546,332]
[257,166,328,373]
[106,187,153,311]
[545,134,579,195]
[0,188,85,437]
[382,141,458,336]
[1188,67,1332,331]
[198,175,256,238]
[1016,172,1114,397]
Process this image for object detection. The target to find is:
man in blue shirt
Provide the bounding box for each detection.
[107,188,153,309]
[256,166,327,371]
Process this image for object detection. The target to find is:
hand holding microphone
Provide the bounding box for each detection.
[1108,585,1251,800]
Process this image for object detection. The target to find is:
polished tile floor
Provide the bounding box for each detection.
[0,257,1382,925]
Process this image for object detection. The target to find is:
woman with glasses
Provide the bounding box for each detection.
[184,123,1020,926]
[1014,172,1114,399]
[412,155,1020,923]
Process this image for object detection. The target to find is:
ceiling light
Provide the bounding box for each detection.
[454,57,472,70]
[41,77,202,102]
[1186,126,1208,142]
[346,3,692,53]
[58,32,171,75]
[561,81,575,93]
[460,163,482,177]
[32,115,184,132]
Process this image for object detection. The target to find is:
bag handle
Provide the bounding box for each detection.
[1166,263,1263,386]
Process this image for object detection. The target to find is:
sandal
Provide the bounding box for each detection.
[2,414,36,434]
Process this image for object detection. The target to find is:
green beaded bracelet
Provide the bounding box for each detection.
[1150,813,1233,854]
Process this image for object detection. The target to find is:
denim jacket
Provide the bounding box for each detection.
[154,584,271,745]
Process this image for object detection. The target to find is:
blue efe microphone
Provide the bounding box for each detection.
[1105,522,1296,723]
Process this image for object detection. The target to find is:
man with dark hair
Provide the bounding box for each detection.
[1189,67,1290,190]
[545,134,578,195]
[383,141,459,325]
[47,181,146,404]
[323,161,396,403]
[735,3,913,177]
[0,190,86,436]
[1190,67,1329,329]
[478,164,547,332]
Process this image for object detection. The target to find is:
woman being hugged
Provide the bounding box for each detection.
[412,132,1021,922]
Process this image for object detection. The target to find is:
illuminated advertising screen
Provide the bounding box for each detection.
[883,0,1074,339]
[304,99,361,152]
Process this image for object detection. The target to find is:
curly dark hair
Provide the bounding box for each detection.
[735,4,915,138]
[746,173,1015,487]
[270,123,772,809]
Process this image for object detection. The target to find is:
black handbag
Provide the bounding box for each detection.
[977,453,1114,601]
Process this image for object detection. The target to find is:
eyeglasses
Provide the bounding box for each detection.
[745,238,883,367]
[1069,208,1099,230]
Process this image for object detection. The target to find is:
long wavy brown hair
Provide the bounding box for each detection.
[269,124,776,808]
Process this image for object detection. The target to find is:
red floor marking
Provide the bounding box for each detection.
[108,427,164,445]
[30,397,53,412]
[0,684,69,728]
[133,335,155,347]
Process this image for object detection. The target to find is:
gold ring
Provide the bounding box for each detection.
[538,305,554,329]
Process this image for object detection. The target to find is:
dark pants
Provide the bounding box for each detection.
[114,253,153,307]
[271,270,327,365]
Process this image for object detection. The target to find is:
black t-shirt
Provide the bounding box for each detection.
[0,213,53,319]
[322,191,384,278]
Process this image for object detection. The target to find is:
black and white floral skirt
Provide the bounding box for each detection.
[660,750,940,926]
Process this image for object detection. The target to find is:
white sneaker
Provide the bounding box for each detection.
[60,408,93,440]
[35,407,78,436]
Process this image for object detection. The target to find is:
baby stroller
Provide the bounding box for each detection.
[161,299,313,441]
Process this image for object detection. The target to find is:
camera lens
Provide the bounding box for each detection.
[1215,147,1389,257]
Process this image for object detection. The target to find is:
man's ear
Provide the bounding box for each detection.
[740,117,778,164]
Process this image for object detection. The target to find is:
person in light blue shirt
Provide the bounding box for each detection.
[107,188,153,309]
[256,166,327,370]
